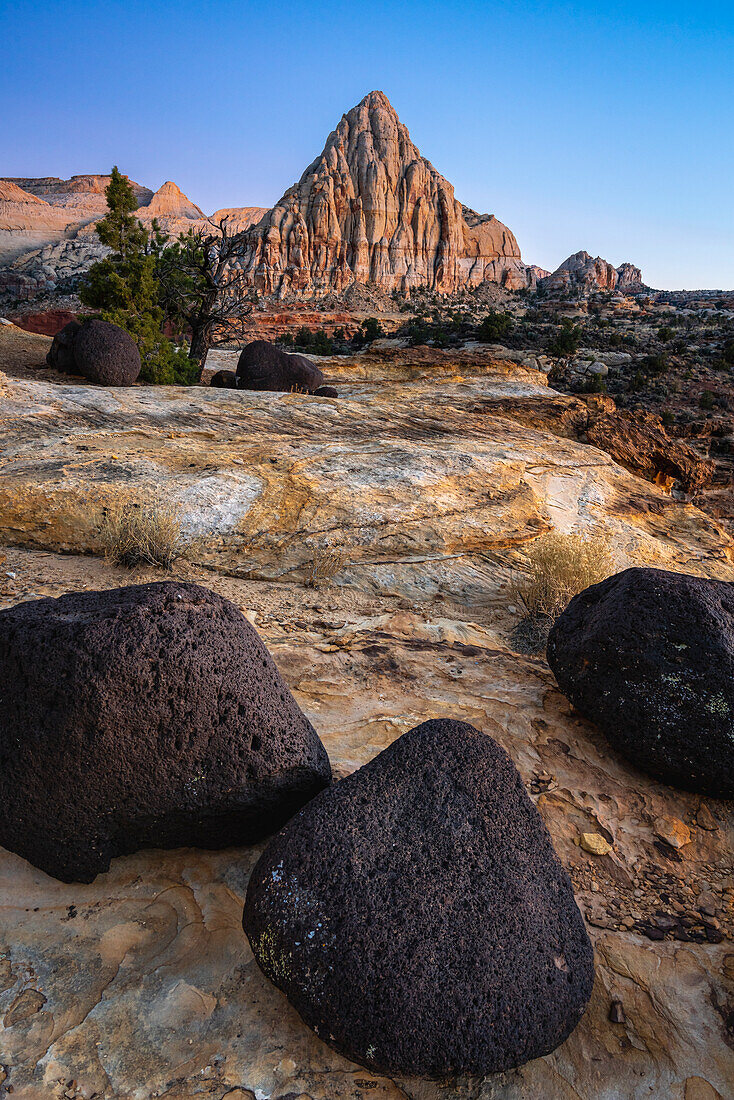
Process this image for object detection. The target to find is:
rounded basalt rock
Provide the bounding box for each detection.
[73,319,141,386]
[236,340,324,393]
[547,567,734,797]
[313,384,339,398]
[45,320,81,373]
[243,718,593,1078]
[0,582,331,882]
[210,369,238,388]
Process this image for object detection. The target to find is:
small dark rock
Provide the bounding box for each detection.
[547,567,734,797]
[640,924,666,941]
[45,320,80,373]
[243,718,593,1078]
[209,369,238,389]
[236,340,324,394]
[609,1000,625,1025]
[0,582,331,882]
[73,320,141,386]
[313,385,339,398]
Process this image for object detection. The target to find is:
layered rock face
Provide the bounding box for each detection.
[0,176,250,298]
[541,250,643,294]
[238,90,531,297]
[0,174,153,265]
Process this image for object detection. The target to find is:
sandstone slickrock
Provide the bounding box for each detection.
[73,319,141,386]
[45,319,80,373]
[243,718,594,1078]
[237,90,532,298]
[547,567,734,797]
[0,581,331,882]
[236,339,325,393]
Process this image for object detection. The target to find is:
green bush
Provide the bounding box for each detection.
[548,318,582,356]
[477,310,513,342]
[699,389,716,410]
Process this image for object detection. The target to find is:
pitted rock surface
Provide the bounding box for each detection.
[45,319,80,373]
[210,368,238,388]
[548,567,734,797]
[0,581,331,882]
[236,340,324,393]
[73,319,141,386]
[243,718,594,1078]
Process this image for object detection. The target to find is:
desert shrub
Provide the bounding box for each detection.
[477,310,513,342]
[513,530,616,621]
[699,389,716,410]
[641,352,668,375]
[352,317,385,347]
[657,325,674,343]
[548,318,582,356]
[98,496,190,569]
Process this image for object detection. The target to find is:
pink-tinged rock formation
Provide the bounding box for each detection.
[141,180,204,221]
[541,250,643,294]
[210,206,269,232]
[0,174,154,264]
[238,90,531,297]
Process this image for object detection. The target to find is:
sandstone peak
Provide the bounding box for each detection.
[144,180,204,220]
[237,92,531,297]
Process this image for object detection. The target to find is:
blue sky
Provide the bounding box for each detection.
[3,1,732,289]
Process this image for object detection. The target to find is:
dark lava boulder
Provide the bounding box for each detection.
[73,319,141,386]
[45,320,81,373]
[210,369,238,388]
[243,718,593,1078]
[313,384,339,398]
[547,567,734,797]
[0,582,331,883]
[236,340,324,393]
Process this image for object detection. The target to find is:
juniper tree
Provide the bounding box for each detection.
[80,168,196,384]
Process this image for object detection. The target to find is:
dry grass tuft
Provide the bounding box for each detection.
[305,546,345,588]
[98,496,190,570]
[513,529,616,621]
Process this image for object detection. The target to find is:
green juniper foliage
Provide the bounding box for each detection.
[80,168,196,385]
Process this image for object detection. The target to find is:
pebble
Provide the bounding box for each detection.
[697,891,718,916]
[580,832,612,856]
[654,815,691,850]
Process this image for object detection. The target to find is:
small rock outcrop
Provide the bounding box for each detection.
[236,340,325,393]
[45,319,81,373]
[0,582,332,882]
[540,251,643,294]
[209,369,238,388]
[237,91,531,298]
[73,319,141,386]
[243,718,594,1078]
[548,567,734,797]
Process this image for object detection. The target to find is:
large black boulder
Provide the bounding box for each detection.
[243,718,593,1078]
[0,582,331,882]
[45,320,81,373]
[547,567,734,797]
[236,340,324,393]
[73,319,141,386]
